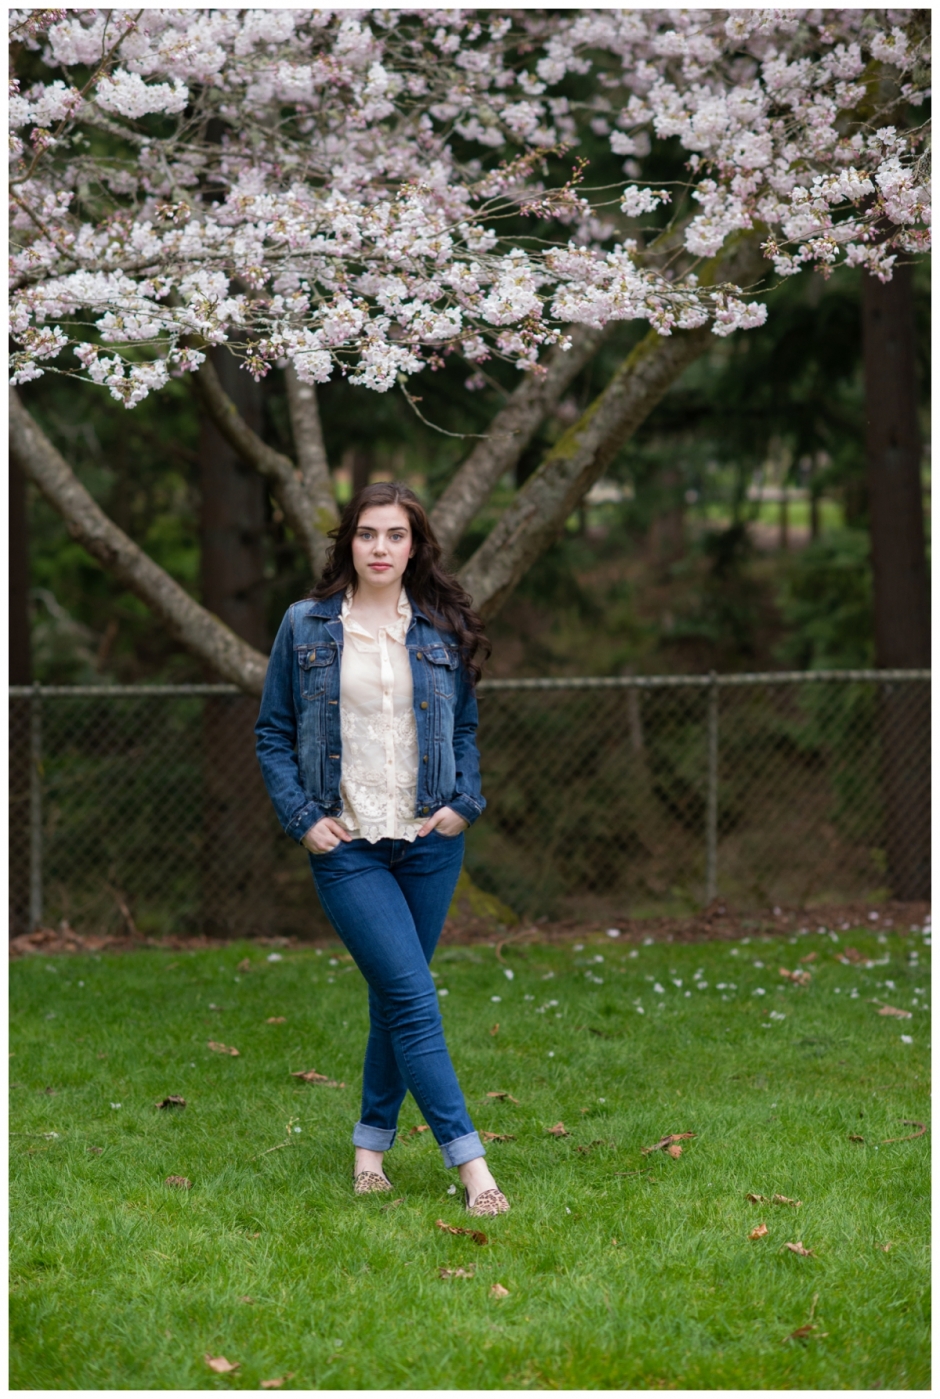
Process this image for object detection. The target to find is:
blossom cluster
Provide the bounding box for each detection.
[9,8,930,404]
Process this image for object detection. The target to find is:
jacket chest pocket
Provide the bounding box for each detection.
[422,646,459,698]
[297,644,337,699]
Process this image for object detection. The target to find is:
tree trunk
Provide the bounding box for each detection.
[9,453,32,936]
[430,324,610,557]
[862,263,930,899]
[198,350,276,937]
[9,389,269,693]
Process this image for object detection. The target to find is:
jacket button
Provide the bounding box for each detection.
[423,754,428,763]
[330,754,339,760]
[416,651,423,660]
[420,701,428,710]
[421,806,429,814]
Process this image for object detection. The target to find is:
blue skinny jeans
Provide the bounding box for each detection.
[309,830,485,1169]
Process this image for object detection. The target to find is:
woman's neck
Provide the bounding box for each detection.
[348,579,405,625]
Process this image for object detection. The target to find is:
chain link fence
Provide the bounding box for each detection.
[9,670,930,940]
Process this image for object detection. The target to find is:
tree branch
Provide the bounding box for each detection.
[460,238,769,620]
[429,324,611,557]
[191,357,331,580]
[284,366,338,574]
[9,389,268,695]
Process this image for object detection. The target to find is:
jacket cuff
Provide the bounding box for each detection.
[448,794,485,828]
[286,800,327,843]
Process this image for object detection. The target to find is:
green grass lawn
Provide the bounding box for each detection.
[10,919,930,1390]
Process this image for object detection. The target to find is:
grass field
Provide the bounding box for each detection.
[9,918,930,1390]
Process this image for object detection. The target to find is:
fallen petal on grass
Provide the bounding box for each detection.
[208,1041,239,1056]
[748,1222,769,1240]
[266,1016,286,1024]
[490,1283,510,1298]
[204,1354,239,1373]
[164,1175,192,1189]
[877,1005,913,1019]
[260,1377,295,1391]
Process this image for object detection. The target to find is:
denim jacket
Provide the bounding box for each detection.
[255,590,485,842]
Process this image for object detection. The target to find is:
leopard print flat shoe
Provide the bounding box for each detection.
[353,1170,394,1194]
[465,1186,510,1217]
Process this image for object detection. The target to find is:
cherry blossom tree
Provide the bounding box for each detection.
[9,7,930,693]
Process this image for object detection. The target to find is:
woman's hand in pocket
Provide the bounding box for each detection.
[417,806,469,838]
[302,817,353,854]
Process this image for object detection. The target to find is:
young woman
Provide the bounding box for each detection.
[255,482,509,1217]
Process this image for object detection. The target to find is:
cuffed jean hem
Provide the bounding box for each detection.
[352,1121,397,1151]
[440,1130,486,1169]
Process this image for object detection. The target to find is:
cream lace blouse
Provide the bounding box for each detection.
[337,586,425,844]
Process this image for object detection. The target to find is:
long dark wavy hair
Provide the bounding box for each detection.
[311,482,491,684]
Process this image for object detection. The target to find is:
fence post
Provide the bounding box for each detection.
[705,671,719,904]
[29,682,43,930]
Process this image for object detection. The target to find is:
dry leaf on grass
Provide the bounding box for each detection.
[746,1192,768,1203]
[156,1095,186,1110]
[798,952,818,964]
[406,1124,430,1136]
[238,1296,254,1304]
[666,1143,683,1159]
[86,1146,103,1154]
[208,1040,240,1056]
[486,1090,520,1103]
[290,1069,345,1087]
[782,1241,816,1257]
[749,1223,769,1240]
[490,1023,499,1036]
[236,958,252,973]
[165,1175,192,1189]
[266,1016,286,1024]
[877,1004,913,1019]
[545,1122,569,1137]
[260,1377,295,1391]
[439,1266,474,1279]
[481,1131,516,1142]
[784,1324,827,1342]
[435,1219,488,1245]
[779,968,811,986]
[490,1283,509,1298]
[841,947,867,964]
[848,1134,865,1143]
[642,1132,695,1155]
[881,1119,927,1143]
[380,1197,404,1211]
[772,1194,802,1207]
[877,1242,893,1251]
[205,1354,240,1374]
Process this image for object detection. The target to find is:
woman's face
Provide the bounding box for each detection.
[351,503,414,592]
